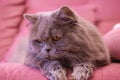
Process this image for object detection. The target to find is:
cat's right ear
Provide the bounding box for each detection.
[23,14,38,24]
[54,6,78,24]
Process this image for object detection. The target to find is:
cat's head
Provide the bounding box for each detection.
[24,6,83,60]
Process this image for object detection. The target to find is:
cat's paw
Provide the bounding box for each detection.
[69,64,93,80]
[47,65,67,80]
[54,68,67,80]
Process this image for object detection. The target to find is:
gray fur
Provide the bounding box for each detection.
[24,6,110,80]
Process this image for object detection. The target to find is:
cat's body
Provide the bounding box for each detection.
[24,6,110,80]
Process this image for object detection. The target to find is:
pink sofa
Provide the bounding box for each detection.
[0,0,120,80]
[0,63,120,80]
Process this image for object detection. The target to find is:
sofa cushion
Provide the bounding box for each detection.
[26,0,89,12]
[97,19,120,34]
[104,26,120,60]
[0,63,120,80]
[90,0,120,21]
[0,0,26,60]
[26,0,95,22]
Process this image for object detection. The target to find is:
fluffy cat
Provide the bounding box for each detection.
[24,6,110,80]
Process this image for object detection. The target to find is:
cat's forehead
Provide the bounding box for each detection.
[37,11,56,27]
[36,11,54,28]
[36,11,62,39]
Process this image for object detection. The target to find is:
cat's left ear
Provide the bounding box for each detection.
[56,6,78,24]
[24,14,38,24]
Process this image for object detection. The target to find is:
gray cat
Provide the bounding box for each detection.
[24,6,110,80]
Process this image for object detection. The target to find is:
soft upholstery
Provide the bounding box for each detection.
[0,0,26,60]
[0,63,47,80]
[0,63,120,80]
[89,0,120,34]
[104,27,120,60]
[26,0,96,23]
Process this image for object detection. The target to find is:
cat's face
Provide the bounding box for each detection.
[24,6,81,60]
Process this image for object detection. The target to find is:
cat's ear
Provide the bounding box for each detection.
[57,6,77,24]
[24,14,38,24]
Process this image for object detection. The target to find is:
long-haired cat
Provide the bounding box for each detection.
[24,6,110,80]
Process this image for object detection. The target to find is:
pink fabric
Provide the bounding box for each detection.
[98,20,120,34]
[0,0,26,60]
[0,63,46,80]
[4,19,29,62]
[91,63,120,80]
[90,0,120,21]
[104,27,120,60]
[89,0,120,34]
[73,5,96,23]
[0,63,120,80]
[26,0,95,22]
[26,0,88,12]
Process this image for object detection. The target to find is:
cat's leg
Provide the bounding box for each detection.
[70,63,94,80]
[40,61,67,80]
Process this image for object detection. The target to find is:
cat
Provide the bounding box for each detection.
[24,6,111,80]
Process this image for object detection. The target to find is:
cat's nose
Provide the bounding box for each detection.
[45,48,51,52]
[44,44,52,52]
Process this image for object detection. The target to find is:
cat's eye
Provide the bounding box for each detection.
[52,35,62,41]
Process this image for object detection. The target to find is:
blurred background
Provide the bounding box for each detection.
[0,0,120,63]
